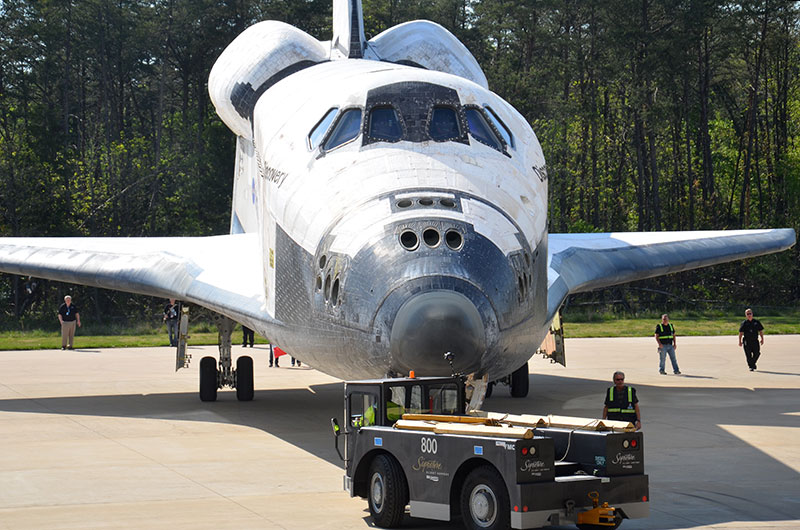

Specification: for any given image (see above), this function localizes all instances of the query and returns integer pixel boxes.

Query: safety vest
[387,401,404,421]
[657,323,674,339]
[606,386,637,416]
[364,404,376,425]
[356,402,403,427]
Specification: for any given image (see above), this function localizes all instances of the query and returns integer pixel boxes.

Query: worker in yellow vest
[603,371,641,430]
[358,388,405,427]
[385,387,405,421]
[655,313,681,375]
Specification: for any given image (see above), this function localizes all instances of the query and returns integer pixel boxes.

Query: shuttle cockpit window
[323,108,362,151]
[308,107,338,150]
[368,106,403,142]
[429,106,461,141]
[465,107,503,152]
[485,106,514,150]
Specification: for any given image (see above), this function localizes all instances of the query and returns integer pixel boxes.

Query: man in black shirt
[603,371,641,430]
[57,295,81,350]
[738,308,764,371]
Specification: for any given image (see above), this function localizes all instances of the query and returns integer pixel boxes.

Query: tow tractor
[331,371,649,530]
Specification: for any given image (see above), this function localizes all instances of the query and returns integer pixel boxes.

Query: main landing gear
[485,361,530,398]
[199,314,254,402]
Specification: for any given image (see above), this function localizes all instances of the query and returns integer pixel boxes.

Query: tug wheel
[367,454,408,528]
[460,465,509,530]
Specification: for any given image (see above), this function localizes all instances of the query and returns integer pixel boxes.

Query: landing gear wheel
[485,381,494,398]
[460,465,509,530]
[367,454,408,528]
[199,356,218,402]
[236,355,254,401]
[510,361,529,398]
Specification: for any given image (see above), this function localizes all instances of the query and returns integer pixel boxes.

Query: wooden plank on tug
[401,413,496,424]
[431,423,533,439]
[394,419,533,439]
[394,419,438,431]
[479,412,634,432]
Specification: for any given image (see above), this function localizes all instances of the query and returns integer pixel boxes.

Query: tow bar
[576,491,622,529]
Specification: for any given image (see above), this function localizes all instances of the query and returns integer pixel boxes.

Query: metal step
[555,474,608,483]
[554,461,581,476]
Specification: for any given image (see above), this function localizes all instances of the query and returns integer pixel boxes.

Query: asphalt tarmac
[0,335,798,529]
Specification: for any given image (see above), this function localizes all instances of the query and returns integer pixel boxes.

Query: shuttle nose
[390,291,485,376]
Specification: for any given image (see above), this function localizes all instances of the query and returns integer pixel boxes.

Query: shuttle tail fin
[331,0,366,59]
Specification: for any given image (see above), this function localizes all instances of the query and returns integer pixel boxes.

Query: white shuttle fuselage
[236,60,547,379]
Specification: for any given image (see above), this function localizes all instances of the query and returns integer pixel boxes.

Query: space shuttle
[0,0,794,401]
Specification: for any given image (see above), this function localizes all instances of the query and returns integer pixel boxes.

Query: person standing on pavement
[163,299,179,347]
[269,343,283,367]
[738,308,764,371]
[242,325,254,348]
[654,314,681,375]
[57,295,81,350]
[603,371,641,430]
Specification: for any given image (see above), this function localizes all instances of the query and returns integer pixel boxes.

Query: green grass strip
[563,315,800,338]
[0,315,796,350]
[0,331,269,351]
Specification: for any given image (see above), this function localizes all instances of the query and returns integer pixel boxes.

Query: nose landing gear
[484,361,530,398]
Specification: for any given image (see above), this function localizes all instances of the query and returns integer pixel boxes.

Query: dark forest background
[1,0,798,329]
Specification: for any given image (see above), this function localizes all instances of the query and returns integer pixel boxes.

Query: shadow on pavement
[755,370,800,377]
[1,372,798,529]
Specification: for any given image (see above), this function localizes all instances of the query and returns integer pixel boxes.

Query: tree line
[1,0,798,326]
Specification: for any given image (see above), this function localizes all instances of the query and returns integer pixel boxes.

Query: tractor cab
[344,376,465,429]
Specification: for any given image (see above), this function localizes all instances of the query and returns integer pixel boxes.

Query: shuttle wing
[546,229,796,322]
[0,234,274,327]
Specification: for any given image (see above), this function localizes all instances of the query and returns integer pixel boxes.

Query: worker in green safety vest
[385,387,405,422]
[356,388,405,427]
[603,371,641,430]
[655,313,681,375]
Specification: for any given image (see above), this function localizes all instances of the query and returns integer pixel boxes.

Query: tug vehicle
[331,375,648,529]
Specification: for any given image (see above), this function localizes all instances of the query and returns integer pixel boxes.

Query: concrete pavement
[0,335,798,529]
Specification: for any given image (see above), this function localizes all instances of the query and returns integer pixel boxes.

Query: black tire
[199,356,218,402]
[236,355,254,401]
[485,381,494,398]
[460,465,510,530]
[510,362,529,398]
[367,454,408,528]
